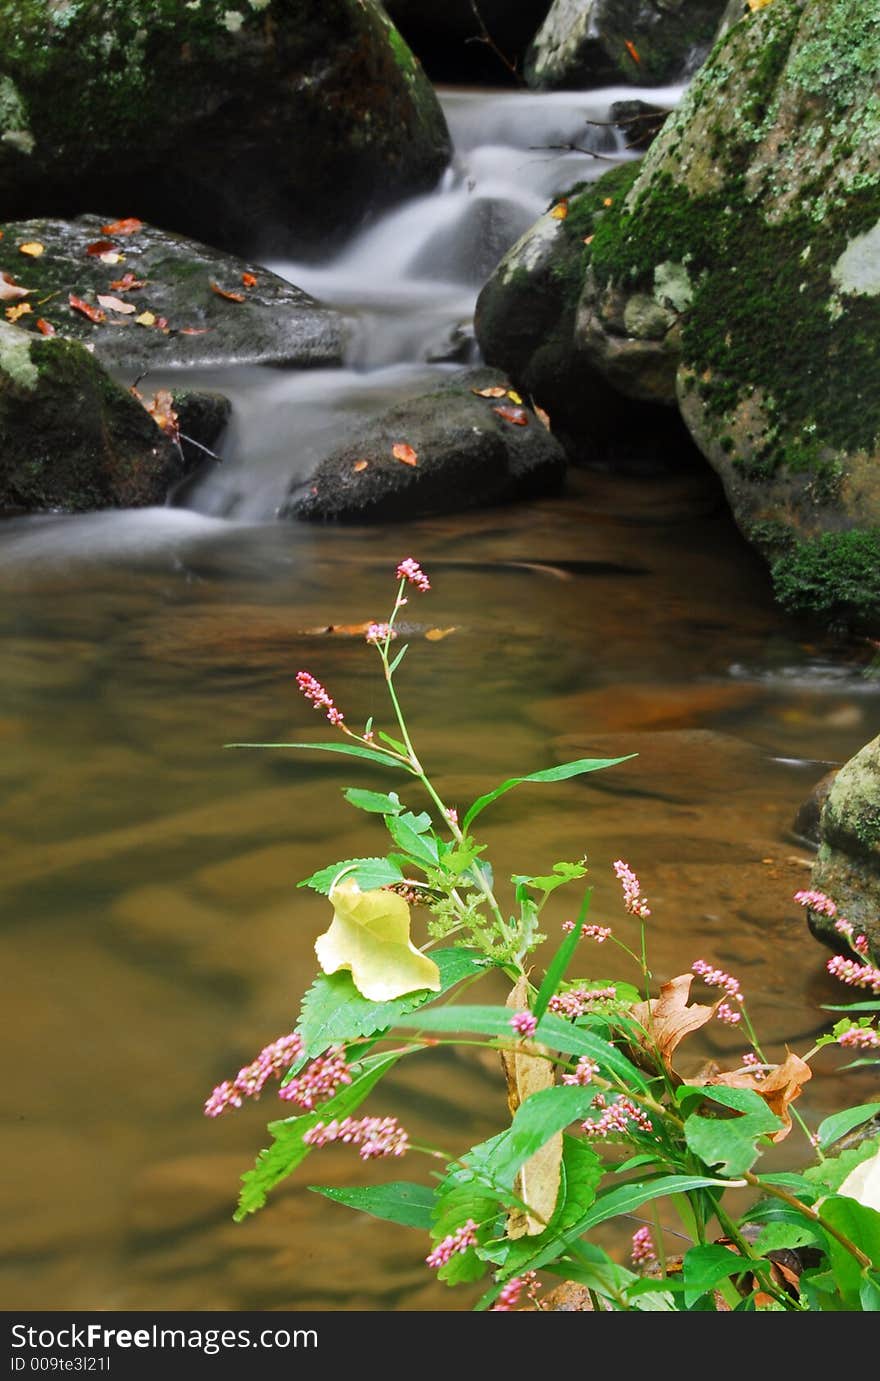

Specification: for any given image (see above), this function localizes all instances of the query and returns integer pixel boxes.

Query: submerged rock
[282,367,566,522]
[809,735,880,956]
[0,217,346,374]
[0,0,451,257]
[524,0,728,90]
[0,321,192,512]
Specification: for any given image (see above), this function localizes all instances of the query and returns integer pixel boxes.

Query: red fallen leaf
[241,272,257,288]
[492,404,528,426]
[100,217,144,236]
[35,318,56,336]
[0,272,31,301]
[624,39,641,64]
[86,239,117,257]
[471,385,507,398]
[97,294,136,315]
[210,280,246,303]
[353,459,369,472]
[178,326,210,335]
[109,272,147,291]
[68,293,106,323]
[392,442,418,466]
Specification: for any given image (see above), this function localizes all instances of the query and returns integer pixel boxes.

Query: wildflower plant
[208,561,880,1312]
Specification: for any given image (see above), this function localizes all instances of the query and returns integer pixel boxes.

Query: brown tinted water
[2,463,878,1311]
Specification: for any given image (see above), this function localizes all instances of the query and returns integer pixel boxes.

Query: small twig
[527,141,618,162]
[179,431,223,463]
[465,0,524,85]
[584,111,671,129]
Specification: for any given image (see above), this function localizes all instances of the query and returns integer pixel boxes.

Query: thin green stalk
[743,1172,872,1269]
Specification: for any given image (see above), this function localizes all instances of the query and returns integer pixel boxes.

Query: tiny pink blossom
[445,807,459,827]
[204,1031,303,1117]
[278,1046,352,1110]
[562,920,611,942]
[549,986,617,1019]
[794,889,837,917]
[396,558,430,592]
[692,959,743,1003]
[827,955,880,994]
[741,1052,765,1080]
[583,1095,653,1140]
[631,1226,657,1266]
[613,860,650,918]
[303,1115,409,1159]
[562,1056,599,1086]
[426,1219,478,1269]
[855,935,870,956]
[716,1002,742,1026]
[296,670,344,727]
[837,1025,880,1049]
[510,1011,538,1039]
[365,622,396,645]
[491,1271,540,1311]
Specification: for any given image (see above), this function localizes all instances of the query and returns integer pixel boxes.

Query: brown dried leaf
[140,388,180,447]
[109,273,147,291]
[631,974,717,1073]
[68,293,106,323]
[492,404,528,427]
[97,294,136,315]
[500,978,562,1238]
[471,385,507,398]
[392,442,418,467]
[86,239,117,257]
[534,405,552,430]
[210,280,246,303]
[704,1051,812,1141]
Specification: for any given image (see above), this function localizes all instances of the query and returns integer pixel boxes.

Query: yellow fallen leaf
[550,201,568,220]
[747,0,774,9]
[317,878,441,1001]
[134,311,157,327]
[507,389,523,404]
[5,302,32,322]
[424,627,457,641]
[18,241,44,257]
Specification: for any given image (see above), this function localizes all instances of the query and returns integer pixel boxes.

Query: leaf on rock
[210,280,247,303]
[471,386,507,398]
[35,317,56,335]
[501,977,563,1238]
[534,405,551,430]
[97,294,136,315]
[68,294,106,323]
[550,201,568,220]
[141,388,180,446]
[624,40,641,64]
[353,459,369,473]
[0,273,31,301]
[179,326,209,335]
[492,405,528,426]
[392,442,418,467]
[18,241,44,257]
[704,1051,812,1141]
[101,217,144,235]
[85,239,117,257]
[134,311,157,327]
[316,877,441,1002]
[5,302,31,322]
[109,272,147,291]
[241,271,257,288]
[507,389,523,404]
[631,974,717,1074]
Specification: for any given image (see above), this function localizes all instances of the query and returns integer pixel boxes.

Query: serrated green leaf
[431,1170,504,1286]
[461,755,634,832]
[682,1244,751,1309]
[295,947,487,1058]
[753,1220,826,1255]
[226,739,410,770]
[298,856,404,894]
[510,861,588,895]
[342,788,403,815]
[479,1136,603,1273]
[385,813,439,868]
[817,1102,880,1152]
[805,1139,880,1195]
[234,1054,397,1220]
[309,1180,434,1229]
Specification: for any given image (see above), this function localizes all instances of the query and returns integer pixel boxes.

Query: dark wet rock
[424,321,479,366]
[792,768,839,849]
[385,0,553,83]
[0,217,346,374]
[282,367,566,523]
[0,1,451,259]
[0,321,192,513]
[524,0,728,90]
[410,196,536,288]
[809,735,880,955]
[610,100,671,152]
[171,391,232,480]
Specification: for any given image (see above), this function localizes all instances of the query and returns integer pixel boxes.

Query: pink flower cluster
[562,1056,599,1087]
[303,1115,409,1160]
[491,1271,540,1311]
[204,1031,303,1117]
[296,671,344,727]
[278,1046,352,1110]
[741,1052,765,1080]
[716,1002,742,1026]
[365,622,396,645]
[396,558,430,592]
[510,1011,538,1039]
[794,889,837,917]
[562,920,612,943]
[692,959,743,1004]
[582,1094,653,1140]
[426,1219,477,1269]
[827,955,880,994]
[837,1025,880,1050]
[834,918,870,955]
[631,1226,657,1266]
[548,986,617,1019]
[613,860,650,918]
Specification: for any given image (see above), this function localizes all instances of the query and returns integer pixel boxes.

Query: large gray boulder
[808,735,880,958]
[524,0,729,89]
[0,217,346,373]
[0,1,451,257]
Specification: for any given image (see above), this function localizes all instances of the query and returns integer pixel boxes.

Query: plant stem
[743,1173,872,1268]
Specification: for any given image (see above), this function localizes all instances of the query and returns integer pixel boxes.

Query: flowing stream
[2,83,879,1312]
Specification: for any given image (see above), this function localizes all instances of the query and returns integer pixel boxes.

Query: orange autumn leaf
[0,273,31,301]
[68,293,106,323]
[624,39,641,64]
[392,442,418,467]
[704,1051,812,1141]
[109,272,147,291]
[210,280,246,303]
[471,385,507,398]
[178,326,210,335]
[602,197,614,208]
[85,239,117,257]
[631,974,717,1073]
[18,241,44,257]
[133,387,180,447]
[534,405,551,430]
[97,294,136,315]
[5,302,31,322]
[353,459,369,473]
[241,272,258,288]
[100,217,144,236]
[493,404,528,427]
[35,317,56,336]
[550,201,569,220]
[424,627,457,641]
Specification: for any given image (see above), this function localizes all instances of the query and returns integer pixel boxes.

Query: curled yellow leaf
[317,877,441,1001]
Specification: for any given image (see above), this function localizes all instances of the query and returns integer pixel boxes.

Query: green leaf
[390,1004,649,1090]
[342,788,403,815]
[821,1000,880,1012]
[479,1136,603,1274]
[684,1099,784,1177]
[510,861,588,896]
[235,1054,397,1220]
[378,730,408,755]
[385,813,439,868]
[753,1220,826,1255]
[297,856,404,894]
[682,1244,751,1309]
[533,888,592,1022]
[295,947,487,1058]
[388,644,408,675]
[481,1086,605,1191]
[226,739,410,770]
[817,1102,880,1152]
[461,755,635,832]
[309,1180,434,1230]
[819,1195,880,1306]
[860,1272,880,1311]
[805,1139,880,1195]
[431,1170,504,1286]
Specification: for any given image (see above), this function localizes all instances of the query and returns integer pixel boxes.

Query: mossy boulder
[0,321,193,512]
[282,367,566,522]
[524,0,728,90]
[385,0,553,82]
[0,1,451,258]
[0,216,346,373]
[808,734,880,956]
